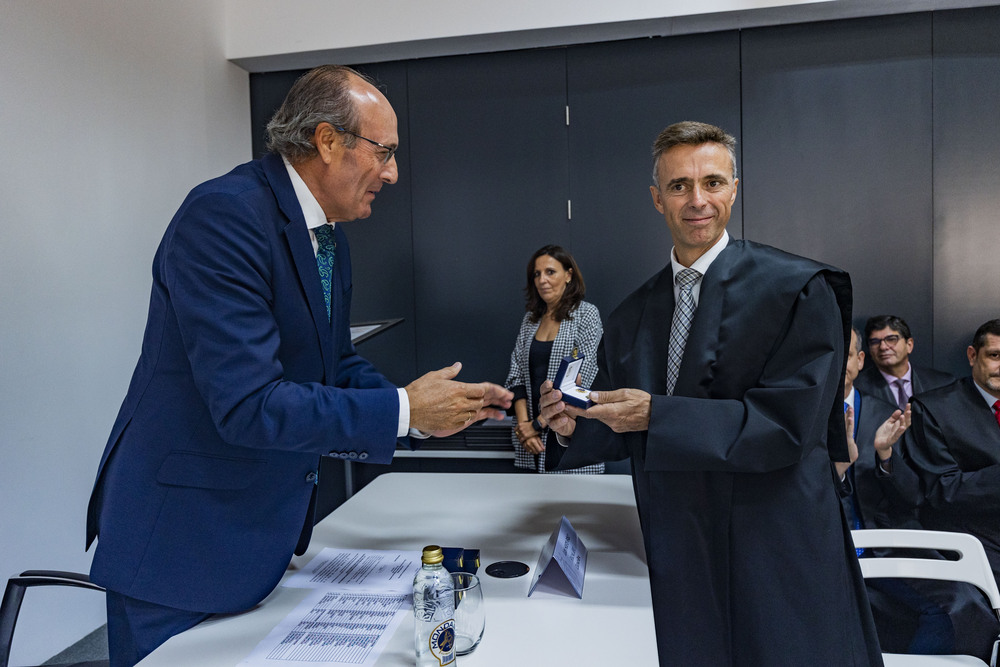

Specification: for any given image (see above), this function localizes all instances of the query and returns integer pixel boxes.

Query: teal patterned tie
[314,224,336,320]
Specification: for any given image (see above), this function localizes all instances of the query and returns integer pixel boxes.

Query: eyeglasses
[335,126,397,165]
[868,334,903,347]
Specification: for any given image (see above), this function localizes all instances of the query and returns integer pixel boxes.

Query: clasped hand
[539,379,652,437]
[515,419,544,455]
[405,362,513,437]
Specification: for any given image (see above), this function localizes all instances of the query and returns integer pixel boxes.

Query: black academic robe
[906,376,1000,578]
[854,362,954,411]
[549,239,882,666]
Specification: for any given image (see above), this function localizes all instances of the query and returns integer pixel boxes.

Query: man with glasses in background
[86,65,512,666]
[855,314,953,412]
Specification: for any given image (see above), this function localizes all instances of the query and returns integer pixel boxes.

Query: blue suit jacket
[87,153,401,613]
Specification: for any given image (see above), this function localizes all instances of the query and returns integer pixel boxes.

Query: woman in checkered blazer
[504,245,604,473]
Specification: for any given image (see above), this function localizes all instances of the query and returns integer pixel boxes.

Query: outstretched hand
[584,388,652,433]
[541,381,653,438]
[405,362,513,437]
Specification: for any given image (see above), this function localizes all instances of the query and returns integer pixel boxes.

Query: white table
[138,472,657,665]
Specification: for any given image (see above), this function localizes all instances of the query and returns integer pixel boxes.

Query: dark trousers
[105,590,211,667]
[867,577,1000,661]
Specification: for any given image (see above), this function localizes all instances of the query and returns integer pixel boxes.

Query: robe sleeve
[905,400,1000,514]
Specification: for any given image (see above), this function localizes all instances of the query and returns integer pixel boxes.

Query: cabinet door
[932,6,1000,374]
[407,49,569,384]
[566,33,742,313]
[741,14,935,365]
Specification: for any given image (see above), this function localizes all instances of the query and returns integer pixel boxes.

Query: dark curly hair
[524,245,586,324]
[972,319,1000,351]
[863,315,912,344]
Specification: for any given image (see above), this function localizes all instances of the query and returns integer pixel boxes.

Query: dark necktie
[314,224,336,321]
[666,268,701,395]
[993,400,1000,431]
[892,378,908,411]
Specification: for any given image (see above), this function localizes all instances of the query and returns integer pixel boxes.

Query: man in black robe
[541,121,882,665]
[906,319,1000,580]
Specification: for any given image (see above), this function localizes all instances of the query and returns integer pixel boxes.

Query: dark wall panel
[932,7,1000,376]
[741,15,936,366]
[338,62,417,386]
[566,33,742,315]
[406,50,570,385]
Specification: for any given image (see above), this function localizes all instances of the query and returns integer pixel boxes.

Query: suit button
[338,452,349,460]
[348,451,359,459]
[305,471,318,483]
[358,452,368,460]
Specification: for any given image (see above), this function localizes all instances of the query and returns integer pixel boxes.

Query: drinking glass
[452,572,485,655]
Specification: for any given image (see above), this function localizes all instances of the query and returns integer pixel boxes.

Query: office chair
[851,529,1000,667]
[0,570,107,667]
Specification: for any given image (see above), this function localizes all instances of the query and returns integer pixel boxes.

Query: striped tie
[666,268,701,395]
[314,224,336,321]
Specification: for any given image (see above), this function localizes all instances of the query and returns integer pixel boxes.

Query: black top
[528,338,554,420]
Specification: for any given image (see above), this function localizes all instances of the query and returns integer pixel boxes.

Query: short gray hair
[265,65,374,162]
[651,121,738,185]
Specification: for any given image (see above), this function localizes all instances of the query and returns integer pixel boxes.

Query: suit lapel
[261,154,336,374]
[960,378,1000,457]
[329,224,352,377]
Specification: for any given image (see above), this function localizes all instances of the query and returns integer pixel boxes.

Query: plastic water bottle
[413,545,457,666]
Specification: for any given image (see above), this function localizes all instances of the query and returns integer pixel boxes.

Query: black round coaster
[485,560,530,578]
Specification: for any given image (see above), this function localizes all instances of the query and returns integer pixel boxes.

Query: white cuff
[396,387,409,438]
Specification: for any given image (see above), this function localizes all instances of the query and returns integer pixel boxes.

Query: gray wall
[1,1,249,662]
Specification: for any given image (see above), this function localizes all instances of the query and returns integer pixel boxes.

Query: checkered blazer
[504,300,604,473]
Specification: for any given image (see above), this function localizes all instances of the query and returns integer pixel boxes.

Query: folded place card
[527,516,588,599]
[553,355,592,409]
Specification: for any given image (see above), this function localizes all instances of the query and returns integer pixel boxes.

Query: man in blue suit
[86,65,512,666]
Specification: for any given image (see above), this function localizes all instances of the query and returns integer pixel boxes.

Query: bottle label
[428,619,456,665]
